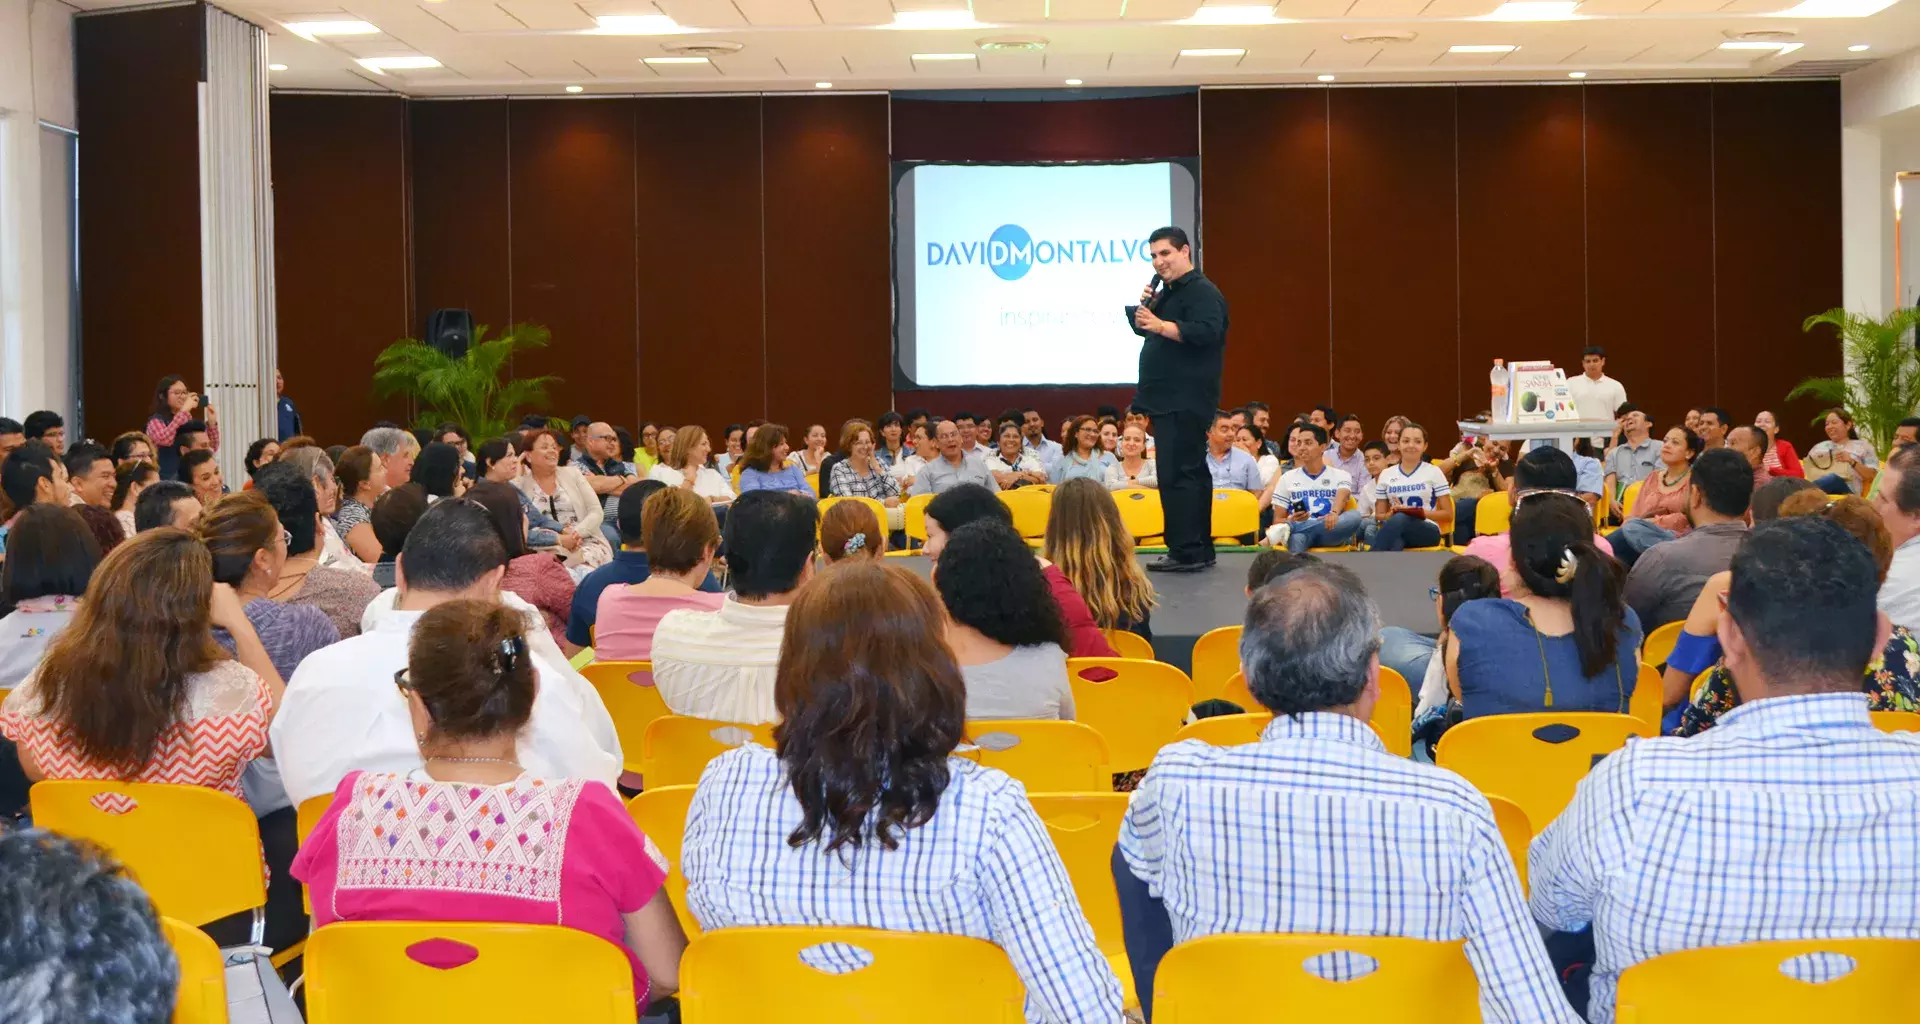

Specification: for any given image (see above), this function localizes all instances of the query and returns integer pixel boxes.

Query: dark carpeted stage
[901,550,1451,676]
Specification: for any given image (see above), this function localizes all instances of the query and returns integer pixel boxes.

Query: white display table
[1456,419,1616,450]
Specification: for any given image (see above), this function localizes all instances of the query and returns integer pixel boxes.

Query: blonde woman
[1041,478,1157,639]
[647,426,735,506]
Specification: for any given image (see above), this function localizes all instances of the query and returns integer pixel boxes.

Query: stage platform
[901,550,1451,675]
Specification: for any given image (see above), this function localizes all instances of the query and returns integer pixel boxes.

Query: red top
[1042,563,1118,658]
[1766,439,1805,479]
[503,553,576,648]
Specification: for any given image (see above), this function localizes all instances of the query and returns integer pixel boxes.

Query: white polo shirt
[651,595,791,725]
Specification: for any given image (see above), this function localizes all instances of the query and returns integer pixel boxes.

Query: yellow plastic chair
[1169,712,1273,747]
[1630,662,1664,733]
[626,785,700,937]
[1066,658,1196,773]
[1221,670,1255,710]
[164,915,228,1024]
[1474,491,1512,536]
[902,492,935,544]
[305,922,635,1024]
[680,927,1027,1023]
[1112,488,1165,544]
[1614,938,1920,1023]
[1153,933,1479,1023]
[961,720,1112,793]
[1028,793,1138,1009]
[30,781,267,942]
[1104,628,1155,660]
[1372,667,1413,757]
[1484,795,1533,896]
[639,715,776,789]
[296,792,335,916]
[1642,620,1685,670]
[1189,625,1243,702]
[998,487,1053,541]
[1619,480,1643,521]
[581,660,672,775]
[804,471,819,495]
[1435,712,1653,834]
[1209,489,1260,542]
[1872,710,1920,733]
[817,495,887,535]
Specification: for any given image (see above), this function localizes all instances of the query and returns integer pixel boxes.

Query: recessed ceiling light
[1719,41,1804,53]
[596,14,680,34]
[1850,43,1872,51]
[268,63,288,71]
[1064,78,1083,85]
[643,56,710,64]
[815,81,833,88]
[892,10,979,28]
[1775,0,1897,15]
[1179,47,1247,57]
[1317,74,1335,82]
[911,52,977,60]
[284,20,378,40]
[565,85,584,93]
[1482,1,1578,19]
[1568,70,1587,78]
[356,55,441,71]
[1183,5,1282,25]
[1449,44,1518,53]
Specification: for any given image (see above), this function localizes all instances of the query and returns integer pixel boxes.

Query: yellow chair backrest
[998,488,1053,540]
[680,927,1027,1023]
[1614,937,1920,1023]
[1221,670,1255,710]
[804,472,819,495]
[1372,667,1413,757]
[961,720,1112,793]
[626,785,700,937]
[1153,933,1479,1023]
[30,781,264,929]
[1593,483,1611,528]
[1629,662,1663,733]
[816,495,887,535]
[1066,658,1196,773]
[1474,491,1512,536]
[296,792,335,916]
[1484,795,1533,896]
[1209,489,1260,541]
[902,492,934,543]
[305,922,634,1024]
[1169,712,1272,747]
[1619,479,1643,520]
[1435,712,1653,833]
[581,660,671,775]
[1642,620,1685,669]
[1104,628,1155,660]
[164,916,227,1024]
[1027,793,1136,1007]
[1872,710,1920,733]
[1112,488,1165,542]
[639,715,777,789]
[1189,626,1242,702]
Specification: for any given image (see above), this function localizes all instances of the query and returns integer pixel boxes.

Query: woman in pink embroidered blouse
[594,487,725,661]
[292,599,684,1010]
[467,480,577,648]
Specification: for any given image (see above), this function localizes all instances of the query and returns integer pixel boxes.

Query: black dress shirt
[1129,269,1229,416]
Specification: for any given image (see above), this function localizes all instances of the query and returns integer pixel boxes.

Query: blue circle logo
[987,224,1033,281]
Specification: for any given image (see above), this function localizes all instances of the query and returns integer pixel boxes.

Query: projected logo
[925,223,1153,282]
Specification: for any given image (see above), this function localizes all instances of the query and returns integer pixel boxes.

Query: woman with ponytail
[1446,490,1643,720]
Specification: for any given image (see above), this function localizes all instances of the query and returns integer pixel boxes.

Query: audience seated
[0,505,99,690]
[1203,410,1263,498]
[1267,423,1361,552]
[1377,553,1500,715]
[1044,478,1156,639]
[646,425,736,509]
[1105,424,1157,490]
[1624,448,1752,632]
[1601,405,1660,501]
[179,449,224,509]
[412,440,467,499]
[1,442,69,547]
[1050,415,1117,486]
[1728,424,1772,494]
[1115,561,1575,1021]
[359,426,420,491]
[0,828,178,1024]
[146,375,219,482]
[109,430,155,470]
[0,418,21,460]
[573,421,639,550]
[887,421,932,490]
[569,481,720,656]
[683,559,1122,1021]
[72,505,125,556]
[935,520,1074,720]
[925,484,1116,658]
[1608,425,1704,567]
[1805,407,1878,496]
[820,497,886,563]
[254,464,381,639]
[736,423,812,496]
[518,428,615,569]
[1532,516,1920,1024]
[243,437,280,487]
[1753,409,1803,479]
[652,490,815,724]
[987,420,1048,490]
[131,479,198,534]
[910,419,1000,495]
[1462,448,1612,589]
[331,444,387,563]
[21,411,66,456]
[1370,422,1454,551]
[292,598,685,1008]
[1235,423,1280,487]
[197,491,341,680]
[275,445,358,569]
[1449,491,1641,720]
[61,444,113,511]
[827,421,904,516]
[787,423,830,476]
[273,499,620,806]
[475,435,578,553]
[368,483,429,588]
[1873,442,1920,629]
[467,480,576,649]
[110,461,156,538]
[1327,414,1368,486]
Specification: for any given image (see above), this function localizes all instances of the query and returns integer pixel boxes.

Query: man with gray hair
[1114,562,1577,1021]
[360,426,419,490]
[278,444,362,569]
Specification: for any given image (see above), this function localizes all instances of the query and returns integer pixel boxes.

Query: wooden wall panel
[1199,88,1331,424]
[507,98,639,428]
[1328,87,1459,440]
[270,94,411,441]
[892,94,1199,162]
[412,100,511,337]
[634,96,765,429]
[75,6,203,439]
[762,94,893,432]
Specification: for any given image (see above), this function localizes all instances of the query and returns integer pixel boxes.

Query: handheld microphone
[1145,272,1163,308]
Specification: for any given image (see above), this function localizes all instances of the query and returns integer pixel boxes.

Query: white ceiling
[72,0,1920,93]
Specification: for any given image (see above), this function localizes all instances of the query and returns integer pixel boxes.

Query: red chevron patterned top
[0,660,271,798]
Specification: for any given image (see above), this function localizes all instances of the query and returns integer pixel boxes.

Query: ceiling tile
[979,49,1047,72]
[1051,0,1125,15]
[1644,0,1734,11]
[1557,42,1649,61]
[1302,43,1366,66]
[1122,0,1204,19]
[815,0,895,22]
[1418,0,1502,13]
[1365,43,1442,66]
[1236,47,1312,69]
[775,52,848,74]
[654,0,752,26]
[420,1,525,32]
[710,52,787,75]
[1565,0,1656,11]
[1347,0,1428,14]
[735,0,824,24]
[1045,51,1114,72]
[1433,46,1514,64]
[910,53,982,73]
[1107,50,1175,71]
[1274,0,1354,16]
[1629,41,1716,60]
[1171,50,1246,69]
[973,0,1051,20]
[495,1,598,29]
[644,56,725,74]
[1718,0,1787,9]
[499,55,593,76]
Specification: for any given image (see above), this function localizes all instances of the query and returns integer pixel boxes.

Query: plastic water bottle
[1489,359,1510,423]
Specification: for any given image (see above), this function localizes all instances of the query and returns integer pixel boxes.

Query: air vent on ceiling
[1724,28,1797,41]
[1344,30,1416,44]
[660,40,744,57]
[976,35,1048,51]
[1769,58,1876,78]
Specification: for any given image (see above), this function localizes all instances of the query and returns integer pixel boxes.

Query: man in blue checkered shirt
[1531,516,1920,1024]
[1115,562,1578,1022]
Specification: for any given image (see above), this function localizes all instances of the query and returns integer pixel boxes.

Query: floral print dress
[1678,626,1920,736]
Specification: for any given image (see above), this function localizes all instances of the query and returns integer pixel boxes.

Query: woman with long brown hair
[681,560,1121,1021]
[331,444,388,563]
[1043,477,1156,639]
[736,424,812,496]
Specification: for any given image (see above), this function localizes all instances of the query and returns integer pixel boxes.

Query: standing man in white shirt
[1272,423,1360,553]
[1566,346,1627,439]
[272,500,623,806]
[1871,444,1920,629]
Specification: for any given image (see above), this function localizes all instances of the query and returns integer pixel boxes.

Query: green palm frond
[1794,308,1920,461]
[371,323,561,440]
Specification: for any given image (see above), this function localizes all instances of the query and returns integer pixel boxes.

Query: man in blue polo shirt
[566,479,721,653]
[1204,410,1262,492]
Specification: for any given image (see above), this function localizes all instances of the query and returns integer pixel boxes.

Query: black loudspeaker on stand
[426,309,474,359]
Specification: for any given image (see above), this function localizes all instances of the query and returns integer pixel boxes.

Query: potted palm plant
[372,323,561,439]
[1790,307,1920,459]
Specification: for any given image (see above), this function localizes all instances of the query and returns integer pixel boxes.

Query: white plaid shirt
[1119,713,1578,1024]
[682,744,1124,1024]
[1530,692,1920,1024]
[827,458,901,501]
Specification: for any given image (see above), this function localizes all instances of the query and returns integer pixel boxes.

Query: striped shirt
[1530,692,1920,1024]
[1119,713,1578,1024]
[683,743,1124,1024]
